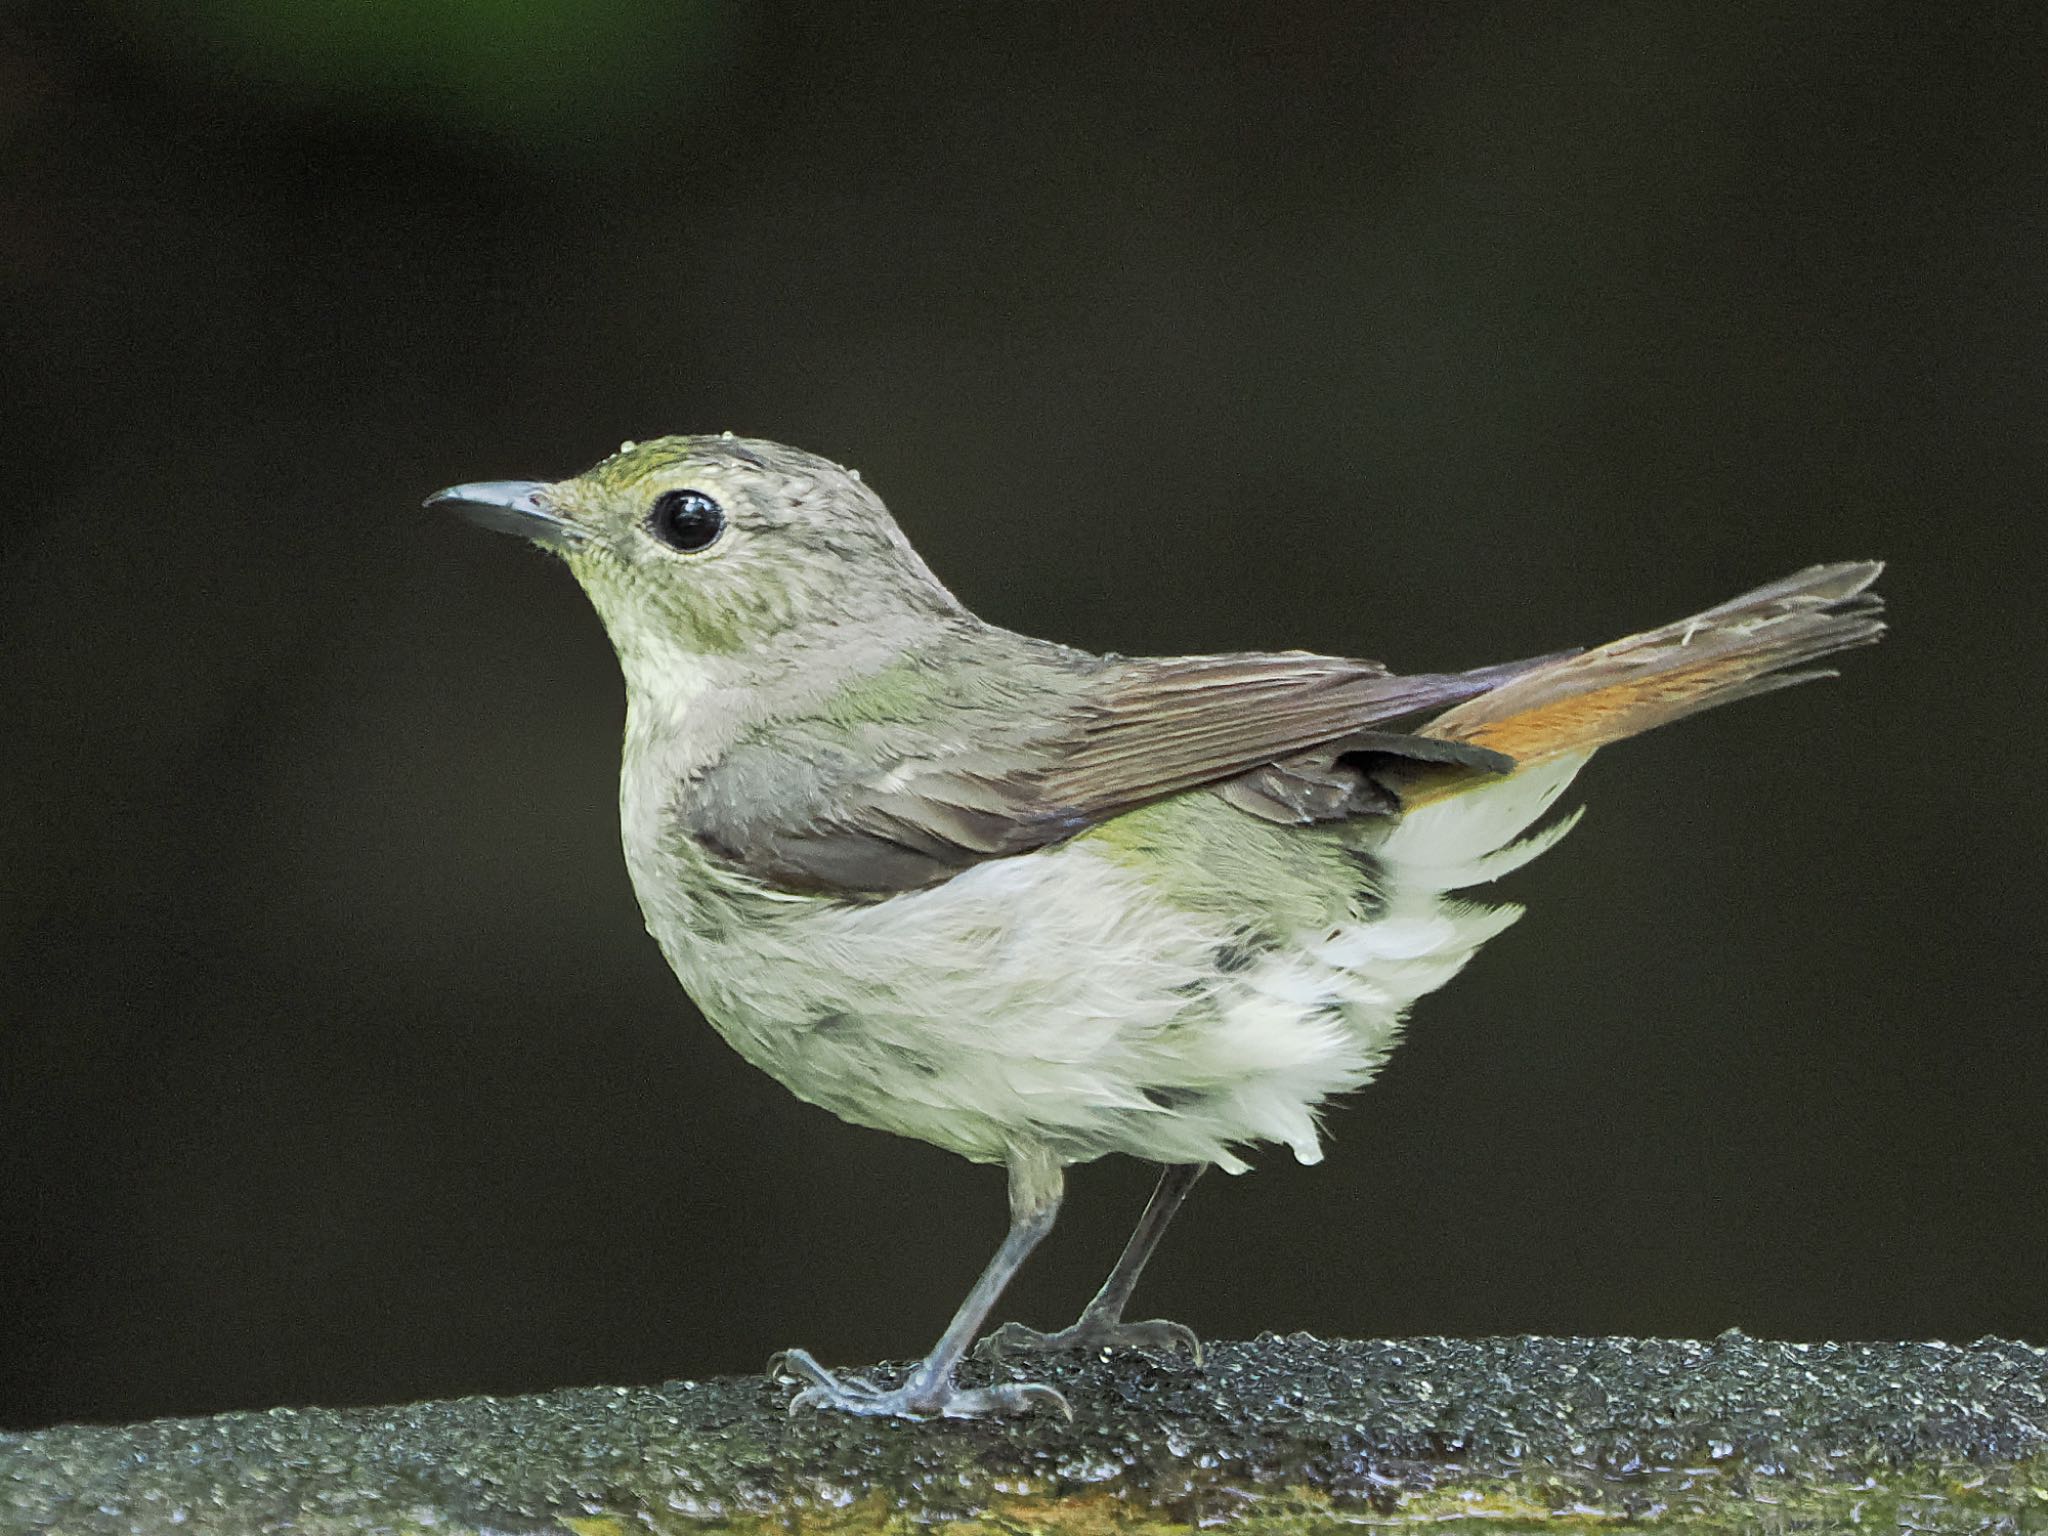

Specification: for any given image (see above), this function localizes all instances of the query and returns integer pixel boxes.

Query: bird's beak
[425,480,587,548]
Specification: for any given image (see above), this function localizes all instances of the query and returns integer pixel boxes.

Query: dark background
[3,2,2042,1432]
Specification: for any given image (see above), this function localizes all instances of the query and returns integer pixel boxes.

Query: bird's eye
[649,488,725,552]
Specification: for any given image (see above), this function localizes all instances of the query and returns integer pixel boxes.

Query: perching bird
[429,436,1883,1420]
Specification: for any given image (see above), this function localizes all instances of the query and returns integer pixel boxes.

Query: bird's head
[429,435,963,694]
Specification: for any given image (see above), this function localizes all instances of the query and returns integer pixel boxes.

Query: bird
[428,434,1883,1420]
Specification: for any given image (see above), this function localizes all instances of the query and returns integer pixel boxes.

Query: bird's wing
[683,648,1565,896]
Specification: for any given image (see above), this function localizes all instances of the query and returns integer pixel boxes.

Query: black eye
[650,488,725,552]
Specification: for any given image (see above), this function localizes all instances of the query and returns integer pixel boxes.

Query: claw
[987,1381,1074,1421]
[1132,1319,1204,1366]
[766,1347,831,1386]
[788,1384,846,1417]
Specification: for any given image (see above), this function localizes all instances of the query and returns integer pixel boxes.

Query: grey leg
[979,1161,1206,1364]
[771,1145,1072,1419]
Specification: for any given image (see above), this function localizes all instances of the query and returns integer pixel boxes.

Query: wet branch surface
[5,1333,2046,1533]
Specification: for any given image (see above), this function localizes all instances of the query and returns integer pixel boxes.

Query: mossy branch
[5,1334,2045,1534]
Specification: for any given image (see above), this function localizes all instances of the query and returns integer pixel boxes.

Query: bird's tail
[1396,561,1884,809]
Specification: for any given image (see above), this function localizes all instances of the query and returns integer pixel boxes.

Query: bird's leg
[978,1161,1205,1364]
[771,1146,1071,1419]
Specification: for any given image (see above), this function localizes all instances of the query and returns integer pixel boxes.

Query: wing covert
[683,648,1560,896]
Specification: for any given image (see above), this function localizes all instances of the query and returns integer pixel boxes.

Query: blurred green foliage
[138,0,728,147]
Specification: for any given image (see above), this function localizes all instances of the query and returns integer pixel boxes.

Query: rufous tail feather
[1397,562,1884,807]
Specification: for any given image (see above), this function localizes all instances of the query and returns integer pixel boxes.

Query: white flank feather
[621,717,1591,1176]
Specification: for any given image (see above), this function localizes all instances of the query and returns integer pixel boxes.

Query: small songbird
[429,436,1883,1420]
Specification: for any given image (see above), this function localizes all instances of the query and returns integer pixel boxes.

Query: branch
[5,1333,2044,1533]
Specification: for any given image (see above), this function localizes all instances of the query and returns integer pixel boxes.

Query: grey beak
[425,480,585,547]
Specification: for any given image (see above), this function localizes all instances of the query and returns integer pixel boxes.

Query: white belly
[622,753,1589,1173]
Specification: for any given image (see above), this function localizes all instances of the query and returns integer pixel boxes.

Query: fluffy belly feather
[624,753,1589,1173]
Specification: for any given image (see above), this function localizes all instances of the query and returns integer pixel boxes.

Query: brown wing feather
[687,565,1881,896]
[706,649,1561,895]
[1036,651,1553,814]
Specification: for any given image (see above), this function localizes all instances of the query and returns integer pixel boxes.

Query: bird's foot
[976,1314,1203,1365]
[768,1347,1071,1421]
